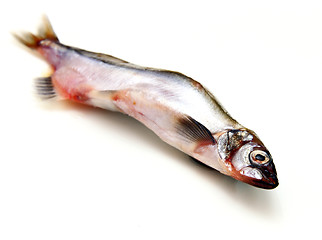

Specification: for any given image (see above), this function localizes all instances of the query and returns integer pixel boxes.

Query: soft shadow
[38,100,280,218]
[189,162,280,219]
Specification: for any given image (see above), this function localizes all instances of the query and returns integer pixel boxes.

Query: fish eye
[249,150,270,165]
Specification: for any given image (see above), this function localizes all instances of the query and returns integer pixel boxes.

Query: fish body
[15,17,278,189]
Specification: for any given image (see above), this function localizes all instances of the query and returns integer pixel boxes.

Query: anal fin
[35,76,57,99]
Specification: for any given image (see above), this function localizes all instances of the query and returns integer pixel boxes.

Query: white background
[1,1,321,239]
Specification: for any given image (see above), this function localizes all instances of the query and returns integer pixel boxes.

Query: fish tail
[13,15,59,49]
[14,16,60,100]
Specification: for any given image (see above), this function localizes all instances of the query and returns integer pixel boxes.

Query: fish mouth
[237,166,279,189]
[251,173,279,189]
[245,157,279,189]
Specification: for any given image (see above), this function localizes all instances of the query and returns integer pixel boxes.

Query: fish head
[217,129,278,189]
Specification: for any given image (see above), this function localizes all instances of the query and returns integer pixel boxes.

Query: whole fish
[14,17,278,189]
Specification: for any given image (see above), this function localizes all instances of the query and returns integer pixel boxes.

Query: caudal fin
[13,15,59,49]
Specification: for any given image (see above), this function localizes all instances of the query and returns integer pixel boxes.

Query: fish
[14,16,278,189]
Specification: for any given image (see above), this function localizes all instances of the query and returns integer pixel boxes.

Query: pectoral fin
[176,115,215,145]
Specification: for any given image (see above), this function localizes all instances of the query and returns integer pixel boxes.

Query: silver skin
[15,17,278,189]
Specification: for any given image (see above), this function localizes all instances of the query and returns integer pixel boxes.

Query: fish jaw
[233,163,279,189]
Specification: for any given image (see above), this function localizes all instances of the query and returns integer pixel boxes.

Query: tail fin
[13,15,59,49]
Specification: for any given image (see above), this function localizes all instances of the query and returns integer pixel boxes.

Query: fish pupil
[255,154,266,161]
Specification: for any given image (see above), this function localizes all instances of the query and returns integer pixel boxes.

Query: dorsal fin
[176,115,215,144]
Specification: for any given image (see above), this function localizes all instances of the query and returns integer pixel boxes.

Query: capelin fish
[14,17,278,189]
